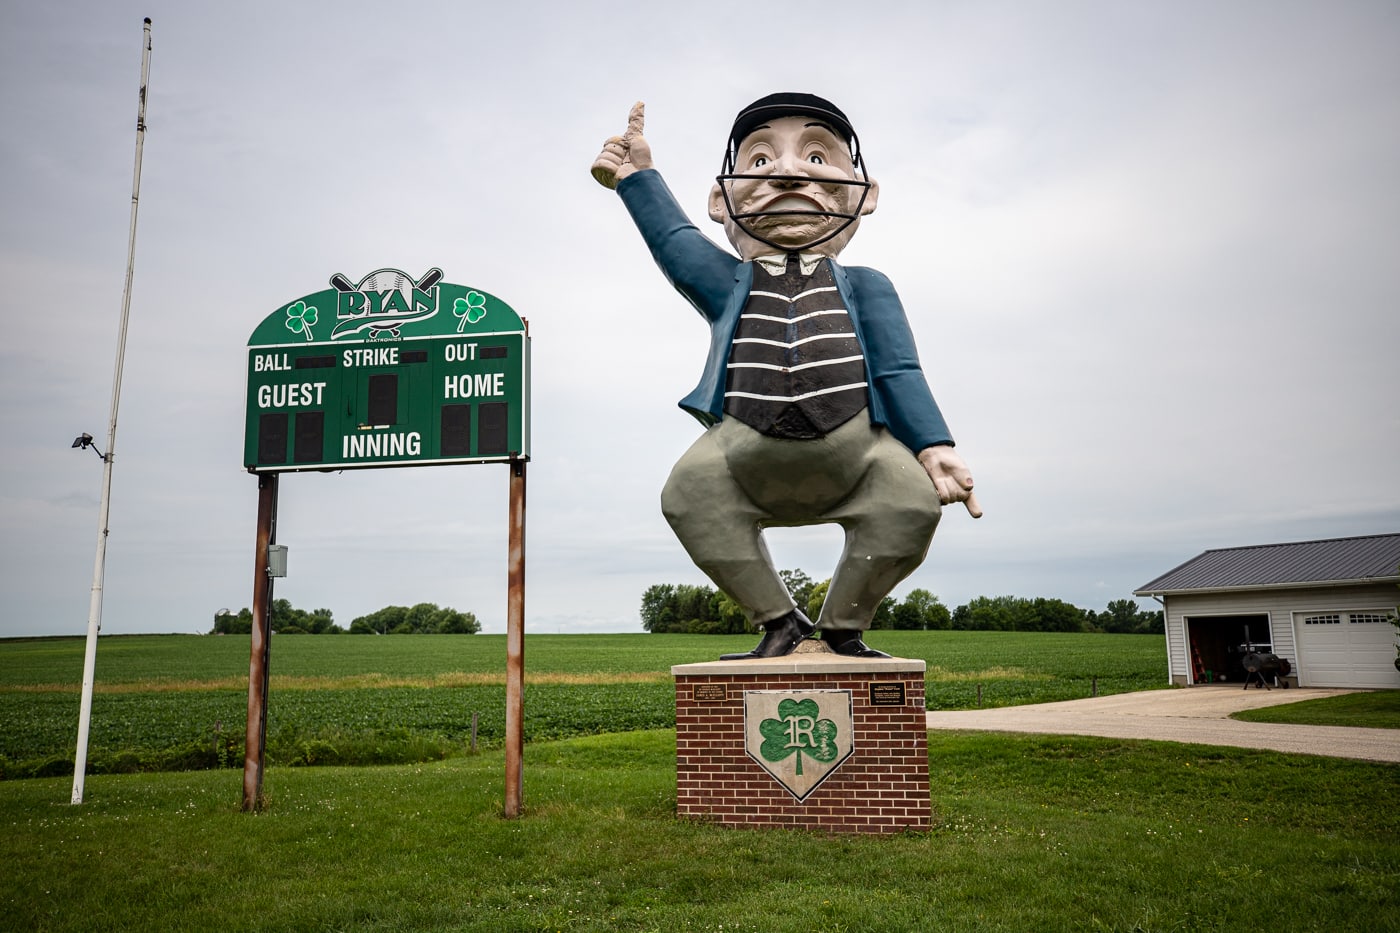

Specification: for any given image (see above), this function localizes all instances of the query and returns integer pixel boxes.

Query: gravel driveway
[925,686,1399,763]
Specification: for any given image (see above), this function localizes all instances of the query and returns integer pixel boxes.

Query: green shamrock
[285,301,317,341]
[453,291,487,332]
[759,698,839,776]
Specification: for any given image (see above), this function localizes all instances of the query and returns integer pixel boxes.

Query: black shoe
[822,630,891,659]
[720,609,816,660]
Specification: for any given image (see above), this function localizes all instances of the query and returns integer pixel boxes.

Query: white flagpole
[72,17,153,805]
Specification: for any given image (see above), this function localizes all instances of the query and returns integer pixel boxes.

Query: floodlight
[71,432,108,461]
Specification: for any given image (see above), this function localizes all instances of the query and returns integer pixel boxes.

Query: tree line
[639,569,1162,635]
[210,601,480,635]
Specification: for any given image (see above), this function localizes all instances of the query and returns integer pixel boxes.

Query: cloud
[2,0,1397,637]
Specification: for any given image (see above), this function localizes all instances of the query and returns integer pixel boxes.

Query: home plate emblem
[743,690,854,801]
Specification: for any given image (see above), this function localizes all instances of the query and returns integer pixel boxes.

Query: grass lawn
[0,731,1394,932]
[1233,689,1400,729]
[3,634,1394,930]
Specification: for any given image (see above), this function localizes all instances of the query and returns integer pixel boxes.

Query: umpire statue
[591,94,980,660]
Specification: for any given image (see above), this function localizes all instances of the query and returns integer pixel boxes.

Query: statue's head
[709,92,879,260]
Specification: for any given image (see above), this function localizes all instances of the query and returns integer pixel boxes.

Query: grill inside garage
[1186,615,1277,685]
[1295,610,1397,688]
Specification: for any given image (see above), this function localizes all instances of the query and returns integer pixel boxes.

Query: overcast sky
[3,1,1397,639]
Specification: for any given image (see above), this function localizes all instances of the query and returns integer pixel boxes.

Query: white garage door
[1295,610,1400,688]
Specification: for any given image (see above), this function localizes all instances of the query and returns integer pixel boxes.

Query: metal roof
[1134,533,1400,595]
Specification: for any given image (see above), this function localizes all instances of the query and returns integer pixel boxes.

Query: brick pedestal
[673,647,929,834]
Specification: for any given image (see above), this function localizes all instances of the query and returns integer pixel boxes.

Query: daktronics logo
[330,267,442,339]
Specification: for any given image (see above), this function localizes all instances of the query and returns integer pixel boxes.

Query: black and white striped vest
[723,255,869,439]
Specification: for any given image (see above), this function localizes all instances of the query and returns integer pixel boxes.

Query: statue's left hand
[918,446,982,518]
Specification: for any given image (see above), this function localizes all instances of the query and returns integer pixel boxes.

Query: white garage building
[1135,533,1400,689]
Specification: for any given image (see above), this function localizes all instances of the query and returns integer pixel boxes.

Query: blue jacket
[618,169,954,452]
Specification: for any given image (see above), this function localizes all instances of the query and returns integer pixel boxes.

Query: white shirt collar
[754,252,825,277]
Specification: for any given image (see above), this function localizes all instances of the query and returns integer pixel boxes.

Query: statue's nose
[769,151,810,181]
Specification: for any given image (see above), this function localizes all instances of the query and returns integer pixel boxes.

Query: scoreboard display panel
[244,268,530,472]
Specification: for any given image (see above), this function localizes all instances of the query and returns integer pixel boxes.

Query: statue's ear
[707,182,727,224]
[859,177,880,216]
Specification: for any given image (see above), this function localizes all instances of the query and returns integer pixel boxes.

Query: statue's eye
[753,156,769,168]
[808,154,825,165]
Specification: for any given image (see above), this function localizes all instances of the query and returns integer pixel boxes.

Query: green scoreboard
[244,267,530,472]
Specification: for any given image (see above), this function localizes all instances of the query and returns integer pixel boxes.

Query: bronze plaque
[869,682,906,706]
[693,683,728,702]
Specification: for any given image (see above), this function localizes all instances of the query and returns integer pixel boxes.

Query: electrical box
[267,545,288,578]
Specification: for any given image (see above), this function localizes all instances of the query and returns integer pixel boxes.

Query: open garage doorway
[1185,614,1272,684]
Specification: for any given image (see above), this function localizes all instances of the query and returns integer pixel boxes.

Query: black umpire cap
[724,93,862,174]
[728,92,857,151]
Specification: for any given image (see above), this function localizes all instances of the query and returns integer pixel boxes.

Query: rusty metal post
[242,472,278,812]
[503,457,527,817]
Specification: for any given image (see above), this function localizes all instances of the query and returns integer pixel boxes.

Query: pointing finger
[624,101,645,141]
[963,490,983,519]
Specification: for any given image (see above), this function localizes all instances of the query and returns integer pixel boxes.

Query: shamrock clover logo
[453,291,487,332]
[285,301,318,341]
[759,698,839,776]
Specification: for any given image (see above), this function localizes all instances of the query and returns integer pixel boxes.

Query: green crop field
[0,630,1168,687]
[0,631,1166,779]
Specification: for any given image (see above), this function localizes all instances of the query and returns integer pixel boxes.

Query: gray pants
[660,414,941,631]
